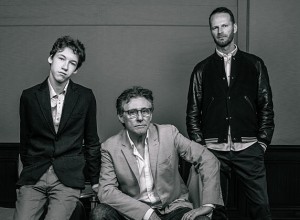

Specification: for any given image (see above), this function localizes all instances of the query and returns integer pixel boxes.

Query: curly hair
[116,86,154,115]
[49,35,86,70]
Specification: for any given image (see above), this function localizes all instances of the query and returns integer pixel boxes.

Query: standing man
[186,7,274,220]
[14,36,101,220]
[91,86,223,220]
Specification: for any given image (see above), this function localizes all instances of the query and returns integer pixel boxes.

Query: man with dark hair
[14,36,101,220]
[186,7,274,220]
[90,86,223,220]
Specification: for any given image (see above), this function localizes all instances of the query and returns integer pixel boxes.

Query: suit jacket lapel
[148,124,159,180]
[57,80,79,134]
[120,125,160,184]
[120,130,140,184]
[36,79,56,134]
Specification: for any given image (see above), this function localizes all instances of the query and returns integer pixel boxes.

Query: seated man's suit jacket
[18,79,100,189]
[98,123,223,220]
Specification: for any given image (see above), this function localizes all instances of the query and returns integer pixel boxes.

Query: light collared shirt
[126,131,161,220]
[207,45,257,152]
[126,131,214,219]
[48,79,69,133]
[216,45,238,86]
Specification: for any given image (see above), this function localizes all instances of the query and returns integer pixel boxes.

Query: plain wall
[249,0,300,144]
[0,0,299,145]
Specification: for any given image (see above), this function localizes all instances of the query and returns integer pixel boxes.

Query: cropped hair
[49,35,86,70]
[116,86,154,115]
[209,7,235,27]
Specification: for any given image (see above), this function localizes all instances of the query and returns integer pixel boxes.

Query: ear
[73,69,78,74]
[48,56,53,64]
[118,114,124,124]
[234,23,237,34]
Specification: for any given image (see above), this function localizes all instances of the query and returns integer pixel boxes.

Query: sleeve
[256,60,275,147]
[186,67,205,145]
[84,90,101,185]
[173,125,223,206]
[19,91,28,164]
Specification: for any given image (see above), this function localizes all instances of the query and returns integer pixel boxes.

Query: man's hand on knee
[181,206,213,220]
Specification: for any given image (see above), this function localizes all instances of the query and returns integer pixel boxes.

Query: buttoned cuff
[92,184,99,191]
[202,203,215,209]
[258,141,267,152]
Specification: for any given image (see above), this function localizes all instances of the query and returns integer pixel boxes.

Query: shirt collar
[216,44,238,58]
[126,130,149,148]
[48,78,69,98]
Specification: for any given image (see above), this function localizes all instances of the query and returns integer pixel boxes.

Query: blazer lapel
[36,79,56,134]
[120,131,140,184]
[148,124,159,180]
[57,80,79,134]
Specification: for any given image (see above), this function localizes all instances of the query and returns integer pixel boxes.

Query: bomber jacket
[186,49,274,148]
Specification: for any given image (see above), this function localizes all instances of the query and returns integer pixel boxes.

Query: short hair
[209,7,235,27]
[49,35,86,70]
[116,86,154,115]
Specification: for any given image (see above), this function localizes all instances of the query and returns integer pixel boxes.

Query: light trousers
[14,166,80,220]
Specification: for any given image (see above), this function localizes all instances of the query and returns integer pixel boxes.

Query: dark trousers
[210,142,272,220]
[90,203,210,220]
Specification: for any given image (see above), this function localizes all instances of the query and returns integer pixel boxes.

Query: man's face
[48,47,79,85]
[210,12,237,48]
[118,97,152,138]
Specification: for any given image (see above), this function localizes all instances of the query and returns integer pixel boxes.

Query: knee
[89,203,118,220]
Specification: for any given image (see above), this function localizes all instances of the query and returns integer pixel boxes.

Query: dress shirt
[126,131,161,220]
[48,79,69,133]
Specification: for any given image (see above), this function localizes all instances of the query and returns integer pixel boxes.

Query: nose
[136,111,143,121]
[62,61,68,70]
[218,27,223,34]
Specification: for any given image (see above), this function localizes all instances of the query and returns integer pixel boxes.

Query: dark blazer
[98,123,223,220]
[18,79,100,189]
